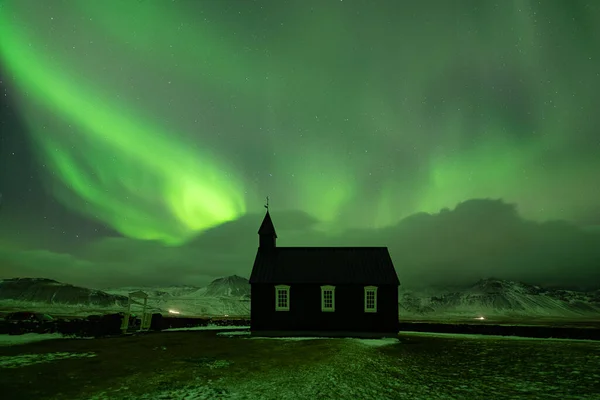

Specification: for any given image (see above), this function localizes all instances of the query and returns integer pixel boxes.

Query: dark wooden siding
[251,283,398,333]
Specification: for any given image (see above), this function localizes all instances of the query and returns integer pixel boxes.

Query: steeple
[258,197,277,248]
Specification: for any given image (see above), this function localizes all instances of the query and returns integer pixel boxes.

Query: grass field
[1,329,599,399]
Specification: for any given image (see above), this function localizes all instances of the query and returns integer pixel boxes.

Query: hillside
[0,278,128,308]
[2,276,599,321]
[103,275,250,316]
[204,275,250,298]
[399,278,600,320]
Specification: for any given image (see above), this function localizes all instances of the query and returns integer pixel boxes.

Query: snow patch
[401,331,599,343]
[249,336,330,341]
[217,331,251,337]
[353,338,399,347]
[163,325,249,332]
[0,351,96,368]
[249,337,399,346]
[89,385,230,400]
[204,359,231,369]
[0,333,92,347]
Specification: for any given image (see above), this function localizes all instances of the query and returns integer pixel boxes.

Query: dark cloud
[387,199,600,289]
[1,200,598,290]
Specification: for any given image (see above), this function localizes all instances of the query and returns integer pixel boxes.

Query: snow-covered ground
[401,331,599,343]
[85,338,418,400]
[84,334,600,400]
[0,351,97,369]
[163,325,250,332]
[246,336,400,347]
[0,332,89,346]
[217,331,250,337]
[1,330,598,399]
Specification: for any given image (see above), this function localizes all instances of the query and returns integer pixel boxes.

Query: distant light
[168,309,180,314]
[476,316,485,320]
[224,314,229,317]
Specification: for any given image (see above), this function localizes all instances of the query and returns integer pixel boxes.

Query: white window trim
[364,286,378,313]
[320,285,336,312]
[275,285,290,311]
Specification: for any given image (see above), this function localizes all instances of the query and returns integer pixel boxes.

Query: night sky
[1,0,599,289]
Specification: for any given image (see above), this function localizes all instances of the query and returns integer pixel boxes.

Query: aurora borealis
[1,0,599,288]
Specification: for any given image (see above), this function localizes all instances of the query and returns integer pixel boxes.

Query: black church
[249,210,400,338]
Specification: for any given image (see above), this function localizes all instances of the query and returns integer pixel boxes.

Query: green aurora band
[1,0,599,244]
[0,3,247,245]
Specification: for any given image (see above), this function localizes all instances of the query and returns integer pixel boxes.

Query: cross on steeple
[264,196,269,211]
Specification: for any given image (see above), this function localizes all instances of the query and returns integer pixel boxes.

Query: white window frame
[320,285,336,312]
[364,286,378,313]
[275,285,290,311]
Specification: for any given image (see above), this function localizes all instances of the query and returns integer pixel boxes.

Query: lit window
[364,286,378,313]
[321,285,335,312]
[275,285,290,311]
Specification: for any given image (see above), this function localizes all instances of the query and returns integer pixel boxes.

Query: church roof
[258,211,277,238]
[249,247,399,285]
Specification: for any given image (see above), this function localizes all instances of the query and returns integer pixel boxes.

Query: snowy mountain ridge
[103,285,205,299]
[0,278,128,308]
[1,276,599,320]
[204,275,250,298]
[0,276,251,317]
[399,278,600,319]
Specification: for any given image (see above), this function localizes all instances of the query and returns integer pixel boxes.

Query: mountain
[104,285,205,299]
[399,278,600,320]
[102,275,251,317]
[204,275,250,298]
[2,276,599,321]
[0,278,128,308]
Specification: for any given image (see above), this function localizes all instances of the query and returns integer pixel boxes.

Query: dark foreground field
[1,330,599,400]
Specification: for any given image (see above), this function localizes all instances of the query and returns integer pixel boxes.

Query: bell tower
[258,197,277,248]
